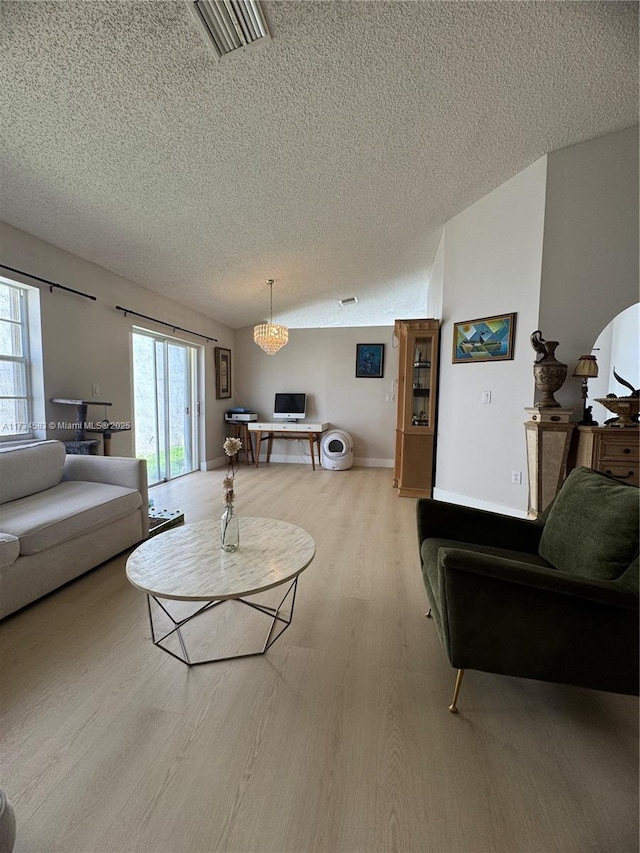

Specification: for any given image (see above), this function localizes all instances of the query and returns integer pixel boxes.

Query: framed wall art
[356,343,384,378]
[452,313,516,363]
[215,347,232,398]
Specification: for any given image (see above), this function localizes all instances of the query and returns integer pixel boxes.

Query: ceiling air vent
[188,0,270,58]
[339,297,358,306]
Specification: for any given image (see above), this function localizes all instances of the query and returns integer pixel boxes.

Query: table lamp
[573,355,599,425]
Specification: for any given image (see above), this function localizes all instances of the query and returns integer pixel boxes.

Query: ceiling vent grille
[339,297,358,306]
[188,0,270,58]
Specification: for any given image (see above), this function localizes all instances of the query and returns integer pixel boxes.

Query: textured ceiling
[1,1,637,329]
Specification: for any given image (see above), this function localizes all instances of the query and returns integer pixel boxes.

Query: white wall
[609,304,640,393]
[539,126,639,412]
[426,230,445,320]
[233,326,399,466]
[0,222,234,467]
[589,303,640,424]
[434,157,548,515]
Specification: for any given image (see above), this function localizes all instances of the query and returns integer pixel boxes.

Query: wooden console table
[248,422,329,470]
[575,425,639,486]
[225,421,255,465]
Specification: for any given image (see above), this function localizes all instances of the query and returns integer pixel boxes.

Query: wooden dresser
[575,426,639,486]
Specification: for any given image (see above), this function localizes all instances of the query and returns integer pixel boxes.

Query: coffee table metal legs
[145,577,298,666]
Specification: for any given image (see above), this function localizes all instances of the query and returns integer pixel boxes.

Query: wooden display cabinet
[393,319,440,498]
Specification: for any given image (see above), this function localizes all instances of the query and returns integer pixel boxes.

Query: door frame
[131,327,201,484]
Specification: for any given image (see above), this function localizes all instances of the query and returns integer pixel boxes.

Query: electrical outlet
[511,471,522,485]
[385,394,395,402]
[482,391,492,404]
[92,383,101,397]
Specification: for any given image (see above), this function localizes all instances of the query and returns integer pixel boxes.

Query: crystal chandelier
[253,279,289,355]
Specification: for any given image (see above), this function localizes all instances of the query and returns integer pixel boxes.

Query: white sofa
[0,440,148,620]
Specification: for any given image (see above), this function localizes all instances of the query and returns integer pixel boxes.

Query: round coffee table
[126,517,315,666]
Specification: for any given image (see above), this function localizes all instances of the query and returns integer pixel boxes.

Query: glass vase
[220,504,239,552]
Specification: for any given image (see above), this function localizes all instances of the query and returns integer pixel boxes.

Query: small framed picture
[215,347,232,399]
[356,343,385,378]
[452,313,516,363]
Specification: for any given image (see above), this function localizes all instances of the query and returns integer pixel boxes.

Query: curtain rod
[0,264,97,301]
[115,305,218,343]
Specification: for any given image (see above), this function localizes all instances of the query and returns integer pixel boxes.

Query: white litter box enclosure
[320,430,354,470]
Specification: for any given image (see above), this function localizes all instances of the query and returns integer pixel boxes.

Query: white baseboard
[210,453,395,469]
[265,454,394,468]
[432,488,527,518]
[353,457,394,468]
[263,453,316,465]
[202,455,226,471]
[255,453,393,468]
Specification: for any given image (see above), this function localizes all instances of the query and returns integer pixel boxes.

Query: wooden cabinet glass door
[406,332,436,429]
[394,319,440,498]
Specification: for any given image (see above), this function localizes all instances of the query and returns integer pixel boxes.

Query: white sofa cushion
[0,440,66,505]
[0,481,142,555]
[0,533,20,569]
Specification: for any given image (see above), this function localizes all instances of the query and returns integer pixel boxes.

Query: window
[0,281,33,440]
[132,329,200,484]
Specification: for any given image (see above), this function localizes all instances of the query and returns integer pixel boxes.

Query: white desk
[248,422,329,470]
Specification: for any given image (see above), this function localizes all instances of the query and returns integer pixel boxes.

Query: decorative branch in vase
[221,436,242,551]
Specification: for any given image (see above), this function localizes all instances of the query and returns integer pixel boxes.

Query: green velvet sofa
[417,466,639,712]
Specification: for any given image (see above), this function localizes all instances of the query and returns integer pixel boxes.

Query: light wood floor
[1,465,638,853]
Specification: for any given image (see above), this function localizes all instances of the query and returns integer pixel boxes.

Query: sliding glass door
[132,330,199,485]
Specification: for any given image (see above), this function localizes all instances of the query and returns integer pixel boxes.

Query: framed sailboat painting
[452,313,516,363]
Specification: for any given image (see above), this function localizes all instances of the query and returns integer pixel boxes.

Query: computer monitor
[273,393,306,421]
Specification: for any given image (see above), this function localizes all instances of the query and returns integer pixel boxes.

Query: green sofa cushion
[539,467,639,580]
